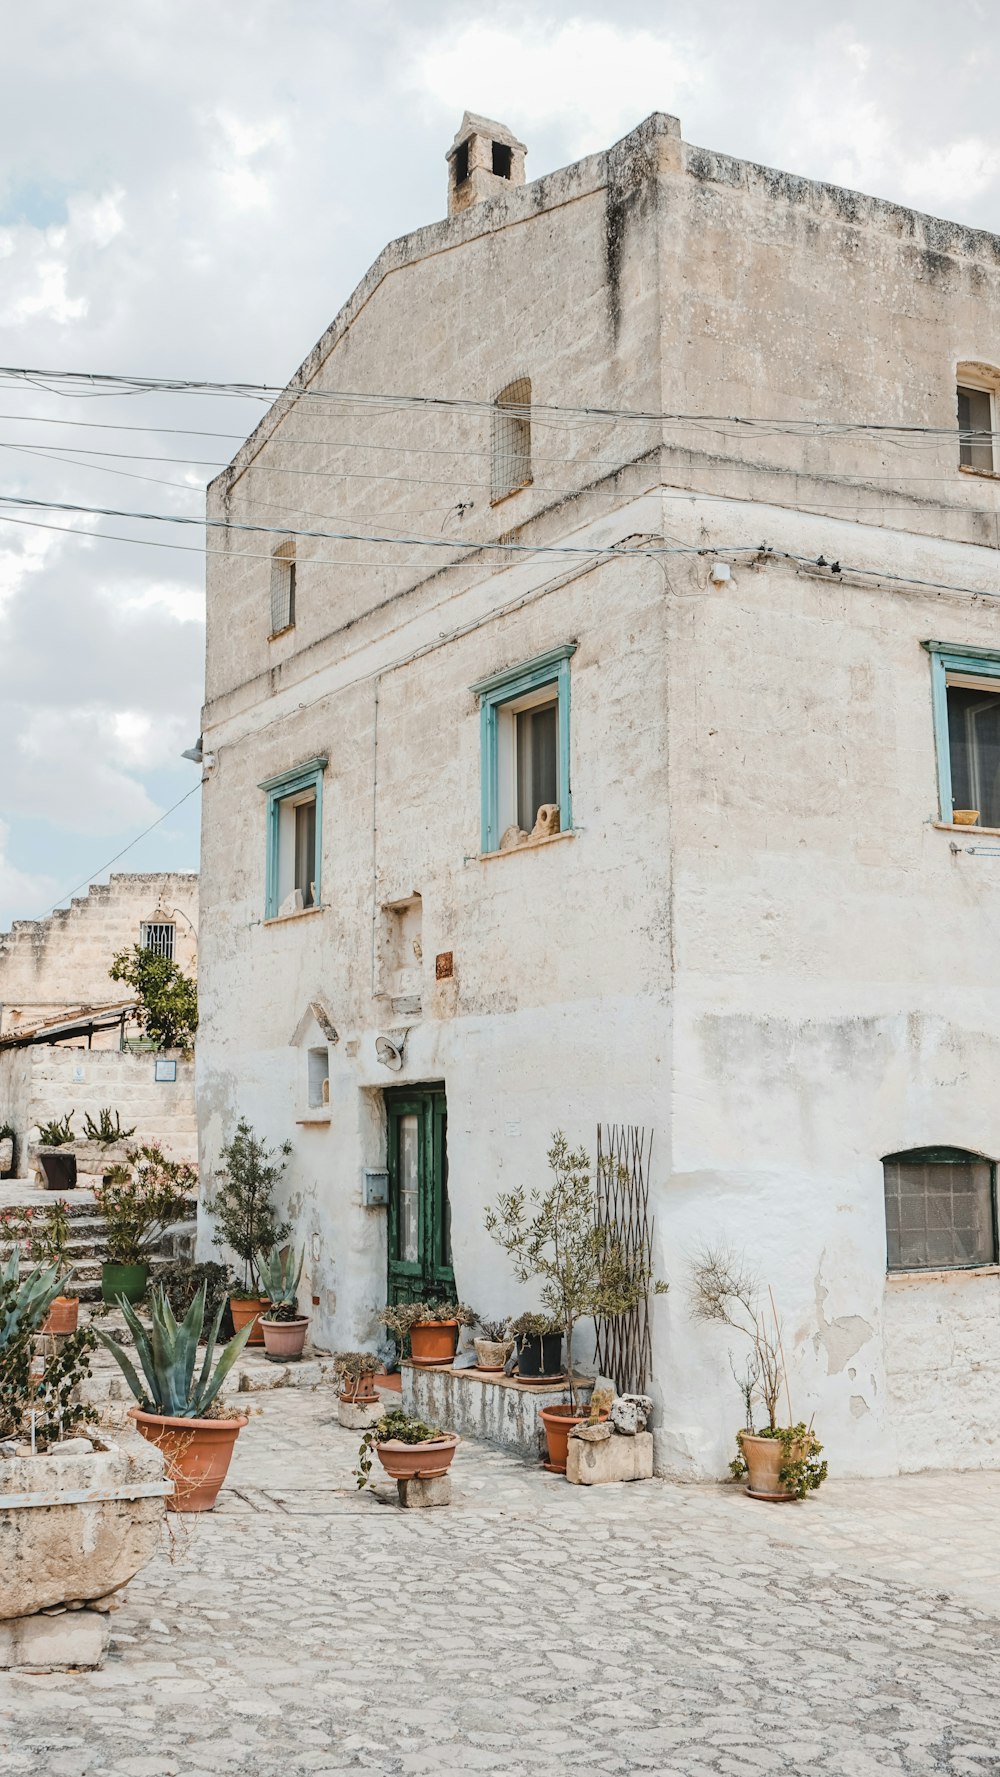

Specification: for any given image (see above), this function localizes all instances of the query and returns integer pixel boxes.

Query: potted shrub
[258,1245,309,1361]
[378,1299,476,1367]
[153,1259,232,1338]
[509,1311,564,1380]
[35,1113,77,1191]
[355,1407,459,1488]
[93,1145,197,1305]
[334,1350,385,1403]
[210,1120,291,1346]
[486,1132,665,1473]
[95,1284,254,1512]
[473,1316,514,1371]
[690,1246,828,1503]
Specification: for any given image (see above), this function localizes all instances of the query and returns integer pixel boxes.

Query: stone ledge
[567,1430,654,1486]
[0,1608,110,1670]
[403,1363,594,1458]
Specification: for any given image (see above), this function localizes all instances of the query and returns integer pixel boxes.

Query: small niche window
[454,140,470,185]
[307,1046,330,1109]
[492,141,513,179]
[957,382,996,473]
[259,757,326,920]
[491,377,532,504]
[140,921,175,960]
[270,539,296,636]
[472,645,575,853]
[924,643,1000,827]
[883,1146,998,1272]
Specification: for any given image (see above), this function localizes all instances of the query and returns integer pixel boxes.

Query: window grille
[140,922,175,960]
[883,1147,998,1271]
[270,540,296,634]
[491,377,532,504]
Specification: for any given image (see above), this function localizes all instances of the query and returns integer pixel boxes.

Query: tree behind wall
[109,945,198,1053]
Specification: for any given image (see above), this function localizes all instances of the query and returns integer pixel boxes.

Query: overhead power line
[31,783,201,923]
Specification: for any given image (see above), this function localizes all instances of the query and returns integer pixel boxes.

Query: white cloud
[0,819,56,928]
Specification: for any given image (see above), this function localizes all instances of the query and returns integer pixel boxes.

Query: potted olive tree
[486,1132,665,1473]
[355,1407,459,1489]
[210,1120,291,1346]
[95,1283,254,1512]
[93,1146,196,1304]
[378,1299,476,1367]
[508,1310,563,1379]
[690,1246,827,1503]
[257,1246,309,1361]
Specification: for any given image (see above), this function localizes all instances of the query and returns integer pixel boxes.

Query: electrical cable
[32,783,201,921]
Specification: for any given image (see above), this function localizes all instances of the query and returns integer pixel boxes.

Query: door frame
[385,1083,453,1305]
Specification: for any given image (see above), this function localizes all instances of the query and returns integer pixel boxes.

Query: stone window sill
[475,830,576,864]
[296,1113,331,1126]
[933,822,1000,837]
[267,624,295,642]
[262,905,326,927]
[958,464,1000,482]
[887,1264,1000,1283]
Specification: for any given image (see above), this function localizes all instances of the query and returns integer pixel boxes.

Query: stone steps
[1,1195,189,1303]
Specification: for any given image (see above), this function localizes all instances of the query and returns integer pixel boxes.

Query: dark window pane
[294,797,317,907]
[946,685,1000,826]
[883,1154,996,1270]
[516,701,558,830]
[958,384,994,471]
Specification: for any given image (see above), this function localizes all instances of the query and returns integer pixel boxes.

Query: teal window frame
[258,756,327,919]
[923,641,1000,822]
[470,644,576,854]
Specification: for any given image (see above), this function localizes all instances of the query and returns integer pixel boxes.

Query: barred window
[140,922,175,960]
[270,539,296,635]
[491,377,532,504]
[883,1146,998,1272]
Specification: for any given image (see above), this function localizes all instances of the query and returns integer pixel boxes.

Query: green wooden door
[386,1086,453,1305]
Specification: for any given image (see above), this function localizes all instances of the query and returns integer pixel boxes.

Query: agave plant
[258,1245,305,1322]
[0,1248,69,1350]
[94,1283,253,1418]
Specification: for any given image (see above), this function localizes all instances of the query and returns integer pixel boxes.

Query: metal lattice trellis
[594,1124,655,1396]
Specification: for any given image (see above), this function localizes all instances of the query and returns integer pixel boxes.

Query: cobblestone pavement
[3,1389,1000,1777]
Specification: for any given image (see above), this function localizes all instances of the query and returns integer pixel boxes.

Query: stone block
[566,1430,654,1486]
[338,1397,384,1430]
[572,1421,612,1443]
[396,1474,452,1509]
[0,1608,110,1669]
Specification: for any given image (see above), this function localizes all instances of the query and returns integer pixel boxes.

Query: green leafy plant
[729,1424,828,1498]
[508,1310,562,1339]
[152,1261,232,1339]
[333,1350,385,1398]
[37,1113,75,1147]
[355,1407,445,1489]
[93,1146,197,1266]
[1,1202,74,1277]
[109,944,198,1053]
[0,1250,96,1448]
[258,1246,305,1321]
[210,1120,291,1295]
[82,1108,136,1146]
[377,1300,475,1346]
[486,1133,666,1408]
[94,1283,253,1418]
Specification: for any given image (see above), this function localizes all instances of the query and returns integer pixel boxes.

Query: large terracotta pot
[375,1433,459,1481]
[738,1430,807,1502]
[409,1319,459,1367]
[539,1404,609,1474]
[41,1295,79,1335]
[132,1406,248,1512]
[229,1295,268,1346]
[261,1316,309,1361]
[102,1261,148,1306]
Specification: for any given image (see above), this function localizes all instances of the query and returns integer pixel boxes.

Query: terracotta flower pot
[132,1406,248,1512]
[375,1433,459,1481]
[409,1319,459,1367]
[261,1316,309,1361]
[102,1261,149,1306]
[539,1404,610,1474]
[738,1430,807,1502]
[474,1336,513,1371]
[41,1295,79,1335]
[340,1372,380,1403]
[229,1295,268,1346]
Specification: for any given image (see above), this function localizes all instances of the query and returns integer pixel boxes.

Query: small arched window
[491,376,532,504]
[882,1146,997,1272]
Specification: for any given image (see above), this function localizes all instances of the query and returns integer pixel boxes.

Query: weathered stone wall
[0,1048,196,1168]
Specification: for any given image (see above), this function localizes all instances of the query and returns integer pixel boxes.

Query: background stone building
[196,110,1000,1477]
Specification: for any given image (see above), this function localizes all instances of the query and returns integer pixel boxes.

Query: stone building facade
[196,110,1000,1478]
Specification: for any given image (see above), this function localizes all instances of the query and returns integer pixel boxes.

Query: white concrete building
[197,110,1000,1478]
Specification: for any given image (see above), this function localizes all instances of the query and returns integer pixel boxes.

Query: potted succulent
[95,1283,254,1512]
[35,1113,78,1191]
[509,1311,564,1379]
[0,1202,79,1334]
[258,1245,309,1361]
[486,1133,665,1472]
[378,1299,476,1367]
[334,1350,385,1403]
[210,1120,291,1346]
[474,1316,514,1371]
[691,1246,828,1503]
[0,1122,15,1178]
[93,1145,197,1304]
[82,1108,136,1148]
[355,1407,459,1489]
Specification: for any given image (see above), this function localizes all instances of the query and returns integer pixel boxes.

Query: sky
[1,0,998,928]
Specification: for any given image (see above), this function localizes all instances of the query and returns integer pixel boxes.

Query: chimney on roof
[447,112,527,217]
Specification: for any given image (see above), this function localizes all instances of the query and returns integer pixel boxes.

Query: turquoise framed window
[259,757,327,919]
[470,644,576,854]
[924,642,1000,828]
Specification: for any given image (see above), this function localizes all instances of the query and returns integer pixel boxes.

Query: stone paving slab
[2,1390,1000,1776]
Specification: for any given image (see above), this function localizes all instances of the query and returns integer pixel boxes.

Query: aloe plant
[258,1245,305,1321]
[0,1249,69,1350]
[94,1283,253,1418]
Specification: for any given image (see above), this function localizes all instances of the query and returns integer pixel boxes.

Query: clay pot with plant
[378,1299,476,1367]
[508,1311,564,1380]
[210,1120,291,1346]
[93,1147,197,1306]
[35,1113,78,1192]
[257,1244,309,1361]
[0,1123,16,1179]
[0,1201,80,1334]
[95,1283,253,1511]
[690,1245,828,1503]
[334,1350,386,1403]
[355,1407,459,1489]
[0,1248,97,1449]
[473,1316,514,1371]
[485,1132,666,1472]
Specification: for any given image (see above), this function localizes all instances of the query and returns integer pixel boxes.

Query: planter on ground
[376,1433,459,1481]
[38,1149,77,1192]
[230,1295,268,1345]
[132,1406,249,1512]
[736,1428,826,1502]
[261,1315,309,1361]
[41,1294,79,1335]
[539,1403,610,1474]
[102,1260,148,1305]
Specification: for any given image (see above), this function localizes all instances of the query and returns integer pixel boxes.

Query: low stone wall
[0,1047,196,1173]
[402,1363,594,1458]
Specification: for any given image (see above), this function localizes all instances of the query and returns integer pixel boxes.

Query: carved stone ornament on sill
[498,804,561,852]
